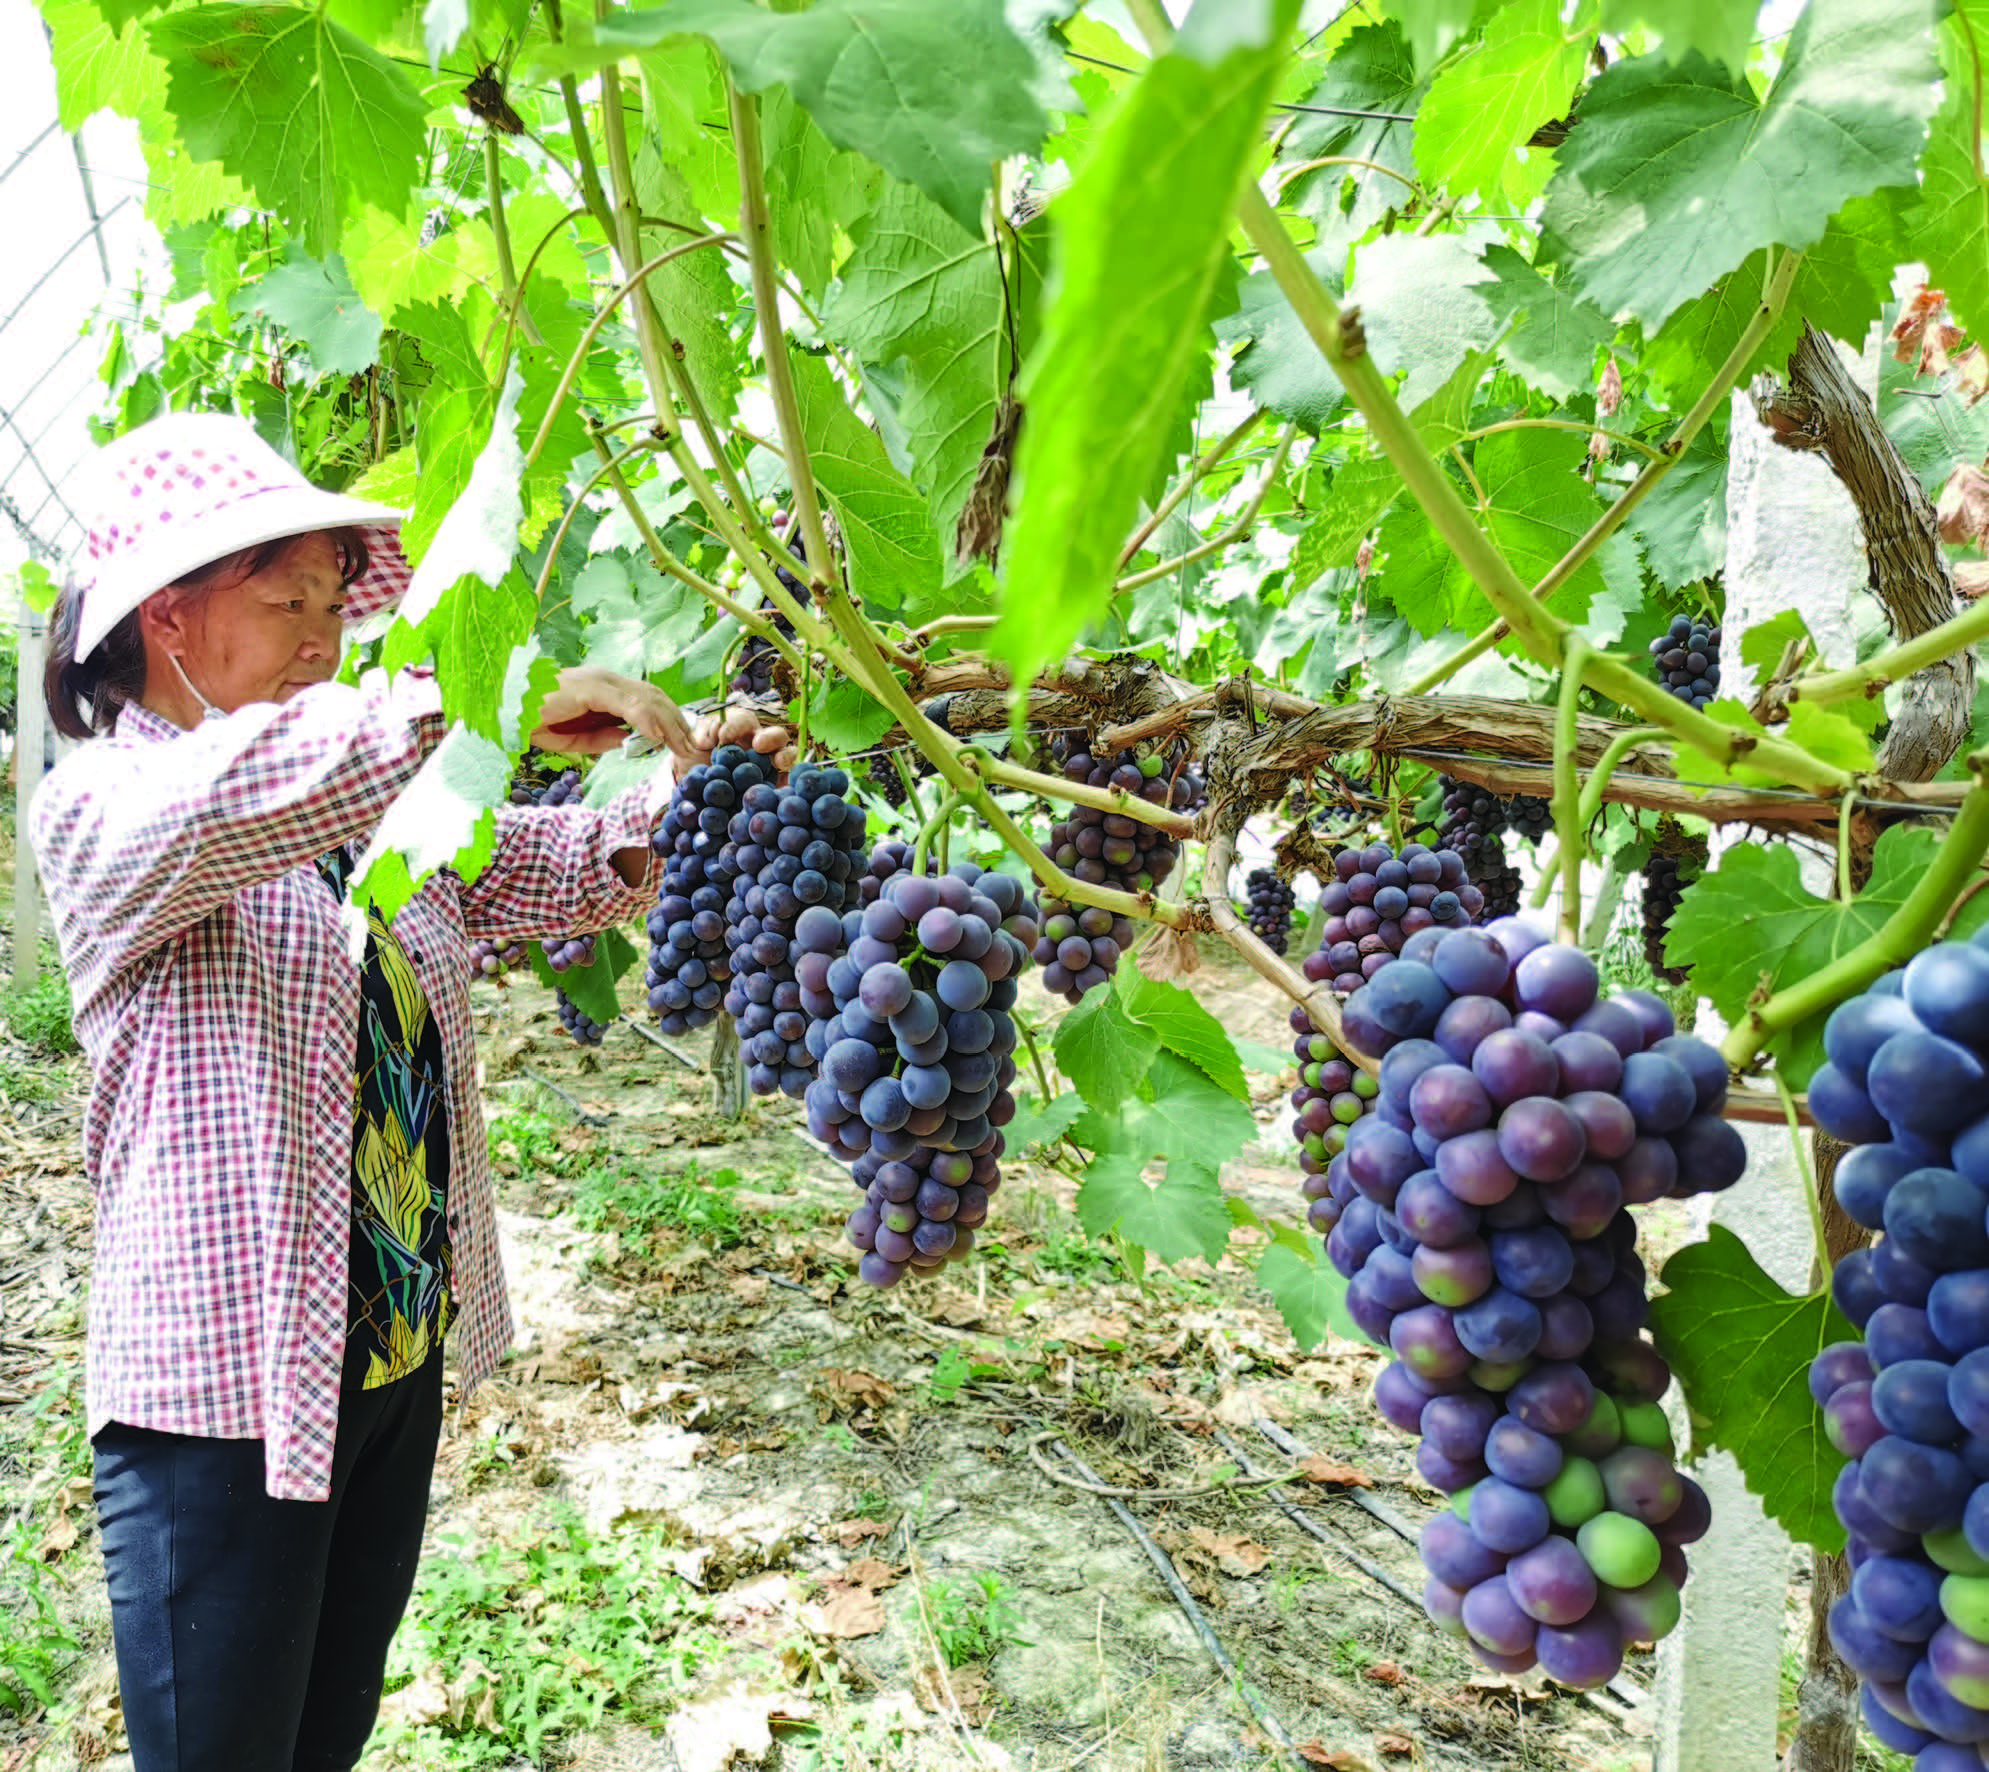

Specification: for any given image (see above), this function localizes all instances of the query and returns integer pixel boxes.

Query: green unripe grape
[1450,1482,1478,1522]
[1323,1123,1351,1156]
[1928,1527,1989,1578]
[1576,1512,1662,1589]
[1303,1132,1328,1159]
[1309,1035,1337,1062]
[1562,1393,1622,1460]
[1603,1573,1682,1644]
[1616,1400,1675,1458]
[1942,1573,1989,1641]
[1330,1091,1366,1125]
[757,494,780,516]
[1544,1456,1606,1528]
[1350,1071,1379,1100]
[1303,1063,1324,1088]
[1469,1357,1533,1392]
[1138,753,1165,779]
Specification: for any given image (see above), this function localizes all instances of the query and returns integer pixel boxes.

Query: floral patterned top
[319,849,453,1388]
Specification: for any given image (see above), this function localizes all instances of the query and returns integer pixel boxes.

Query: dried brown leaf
[1937,463,1989,548]
[1187,1527,1271,1576]
[1297,1456,1375,1489]
[828,1517,890,1547]
[812,1584,888,1639]
[1362,1661,1406,1686]
[1296,1746,1376,1771]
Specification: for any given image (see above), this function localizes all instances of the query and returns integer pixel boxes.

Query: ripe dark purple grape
[1244,867,1297,955]
[1647,613,1722,712]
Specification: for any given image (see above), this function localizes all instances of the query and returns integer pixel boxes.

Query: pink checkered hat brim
[72,413,407,661]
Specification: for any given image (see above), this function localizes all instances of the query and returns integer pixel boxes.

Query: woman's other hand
[529,667,696,761]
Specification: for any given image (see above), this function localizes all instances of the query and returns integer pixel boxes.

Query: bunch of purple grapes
[542,932,597,973]
[1804,931,1989,1763]
[644,755,761,1036]
[798,843,1039,1286]
[1434,779,1530,921]
[1324,918,1746,1687]
[556,991,609,1045]
[1640,833,1705,989]
[468,937,527,981]
[1649,613,1722,711]
[718,759,870,1098]
[1300,841,1479,1001]
[1034,738,1197,1005]
[729,514,805,698]
[1293,1026,1379,1233]
[1246,868,1297,955]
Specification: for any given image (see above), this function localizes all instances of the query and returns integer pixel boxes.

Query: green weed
[380,1509,716,1766]
[0,1517,79,1715]
[925,1570,1030,1667]
[925,1344,1007,1404]
[569,1157,749,1251]
[2,968,78,1058]
[486,1107,580,1181]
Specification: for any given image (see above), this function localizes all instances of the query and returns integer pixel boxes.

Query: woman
[31,411,692,1769]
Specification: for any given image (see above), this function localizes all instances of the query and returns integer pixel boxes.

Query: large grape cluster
[800,842,1039,1286]
[1034,738,1192,1005]
[719,757,871,1098]
[1325,919,1745,1687]
[1649,614,1722,710]
[1300,841,1480,1008]
[1246,868,1297,955]
[644,757,760,1036]
[1806,932,1989,1763]
[1640,827,1706,989]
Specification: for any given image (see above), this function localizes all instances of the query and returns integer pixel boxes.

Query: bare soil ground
[0,938,1661,1772]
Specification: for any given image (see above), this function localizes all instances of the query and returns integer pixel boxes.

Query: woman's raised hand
[528,666,696,760]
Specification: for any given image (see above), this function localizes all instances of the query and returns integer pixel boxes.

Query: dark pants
[92,1341,443,1772]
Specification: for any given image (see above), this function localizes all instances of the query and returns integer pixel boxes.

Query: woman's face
[164,531,349,712]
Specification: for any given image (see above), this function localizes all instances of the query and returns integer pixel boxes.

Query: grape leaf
[788,350,944,614]
[529,926,638,1029]
[1541,2,1941,333]
[1477,245,1616,403]
[1077,1152,1233,1267]
[1114,968,1249,1103]
[1377,430,1605,634]
[1738,608,1814,689]
[340,205,472,322]
[1413,0,1591,204]
[1256,1241,1360,1350]
[824,183,1004,546]
[992,0,1296,691]
[231,247,383,378]
[1382,0,1476,76]
[1276,21,1424,239]
[590,0,1049,234]
[149,4,429,259]
[1053,985,1161,1115]
[1344,233,1501,412]
[1598,0,1753,77]
[345,727,505,935]
[1218,249,1352,432]
[1649,1225,1852,1553]
[1002,1090,1088,1157]
[1915,15,1989,335]
[805,677,896,756]
[1622,422,1726,589]
[1292,458,1402,585]
[630,152,743,428]
[1663,823,1945,1087]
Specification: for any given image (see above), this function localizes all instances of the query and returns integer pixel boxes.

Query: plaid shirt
[31,675,662,1500]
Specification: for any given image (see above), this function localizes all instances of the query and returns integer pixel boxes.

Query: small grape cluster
[542,932,598,974]
[1434,777,1534,922]
[718,758,871,1098]
[556,992,610,1045]
[645,757,759,1036]
[1506,793,1554,844]
[1036,739,1188,1005]
[1300,842,1479,1005]
[1806,933,1989,1762]
[1293,1027,1378,1228]
[513,765,585,810]
[800,844,1039,1286]
[468,937,527,981]
[1639,828,1706,988]
[1649,614,1722,710]
[1324,920,1744,1687]
[1246,868,1297,955]
[729,515,806,700]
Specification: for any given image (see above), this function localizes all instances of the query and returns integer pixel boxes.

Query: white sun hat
[69,411,412,661]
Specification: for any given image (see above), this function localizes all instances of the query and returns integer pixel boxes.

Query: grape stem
[1778,592,1989,709]
[1773,1062,1829,1277]
[1525,841,1557,913]
[1203,825,1379,1077]
[1114,426,1297,595]
[1723,750,1989,1071]
[890,748,929,823]
[1553,643,1590,944]
[1575,726,1670,830]
[1837,787,1856,902]
[1013,1009,1057,1107]
[1117,409,1267,568]
[974,753,1197,838]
